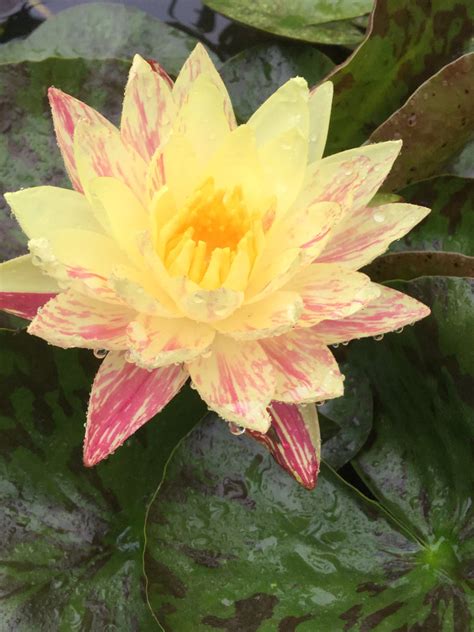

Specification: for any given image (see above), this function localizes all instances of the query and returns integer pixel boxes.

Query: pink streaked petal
[248,402,320,490]
[260,329,344,403]
[172,43,236,129]
[0,254,60,319]
[186,335,276,432]
[48,87,115,192]
[286,263,380,327]
[121,54,176,163]
[84,352,187,466]
[317,203,430,269]
[146,58,174,88]
[300,141,402,216]
[311,284,431,344]
[27,290,134,349]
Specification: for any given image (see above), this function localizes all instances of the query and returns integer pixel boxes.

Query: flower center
[154,178,265,291]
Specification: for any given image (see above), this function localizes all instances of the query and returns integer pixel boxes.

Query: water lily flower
[0,45,430,488]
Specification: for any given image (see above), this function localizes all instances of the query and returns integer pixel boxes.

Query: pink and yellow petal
[5,186,102,240]
[311,284,431,344]
[48,87,114,192]
[74,118,148,207]
[214,290,303,340]
[260,328,344,403]
[0,255,58,319]
[286,263,380,326]
[84,351,187,466]
[172,43,236,129]
[121,54,176,162]
[249,402,320,489]
[317,202,430,270]
[308,81,333,162]
[127,315,215,368]
[300,141,402,215]
[27,290,134,349]
[186,335,276,431]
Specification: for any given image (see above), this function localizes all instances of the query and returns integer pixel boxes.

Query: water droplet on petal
[32,254,42,265]
[93,349,108,359]
[190,382,197,390]
[341,341,349,346]
[373,334,384,341]
[373,211,385,223]
[332,343,340,349]
[229,422,246,436]
[316,400,326,407]
[395,327,404,334]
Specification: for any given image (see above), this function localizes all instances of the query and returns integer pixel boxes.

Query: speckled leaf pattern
[370,53,474,190]
[203,0,372,46]
[144,277,473,631]
[326,0,474,154]
[393,176,474,256]
[220,42,334,122]
[0,3,204,75]
[0,331,206,630]
[0,58,129,262]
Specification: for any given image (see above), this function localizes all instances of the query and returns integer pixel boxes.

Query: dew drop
[331,343,340,349]
[395,327,404,334]
[341,340,349,346]
[345,170,353,176]
[32,254,42,265]
[373,334,384,341]
[190,382,197,390]
[93,349,108,359]
[229,422,246,436]
[316,400,326,407]
[373,211,385,223]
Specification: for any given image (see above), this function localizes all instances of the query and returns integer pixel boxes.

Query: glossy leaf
[0,58,129,262]
[326,0,474,153]
[319,363,373,470]
[203,0,371,46]
[0,331,206,629]
[393,176,474,256]
[220,42,334,122]
[0,3,205,75]
[144,276,473,630]
[370,53,474,190]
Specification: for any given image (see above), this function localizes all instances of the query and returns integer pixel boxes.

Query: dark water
[0,0,266,59]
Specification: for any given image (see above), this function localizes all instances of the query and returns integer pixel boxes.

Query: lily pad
[203,0,371,46]
[220,42,334,122]
[392,176,474,256]
[370,53,474,190]
[144,276,473,631]
[0,57,130,262]
[326,0,474,154]
[0,2,205,75]
[364,251,474,281]
[0,330,206,629]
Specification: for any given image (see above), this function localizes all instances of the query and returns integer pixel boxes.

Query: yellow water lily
[0,45,430,487]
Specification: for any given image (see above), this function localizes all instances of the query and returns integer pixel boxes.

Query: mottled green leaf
[364,251,474,281]
[0,58,129,262]
[144,277,473,630]
[204,0,371,46]
[392,176,474,256]
[370,54,474,190]
[0,331,206,629]
[220,42,334,122]
[0,2,205,75]
[447,138,474,178]
[319,363,374,470]
[326,0,474,154]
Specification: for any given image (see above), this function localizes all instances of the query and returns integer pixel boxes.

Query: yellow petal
[163,132,202,207]
[308,81,333,162]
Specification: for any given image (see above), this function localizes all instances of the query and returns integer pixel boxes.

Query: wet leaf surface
[0,331,206,629]
[0,2,204,75]
[220,42,334,122]
[326,0,474,154]
[144,277,473,631]
[364,251,474,281]
[203,0,371,46]
[370,54,474,190]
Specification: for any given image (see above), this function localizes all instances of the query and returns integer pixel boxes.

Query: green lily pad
[370,53,474,190]
[0,2,205,75]
[391,176,474,256]
[364,251,474,281]
[319,363,373,470]
[220,42,334,122]
[144,278,473,631]
[326,0,474,154]
[203,0,371,46]
[0,57,130,262]
[0,330,206,629]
